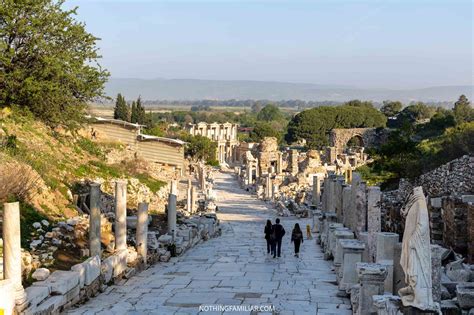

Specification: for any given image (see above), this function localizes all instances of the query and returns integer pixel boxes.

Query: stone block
[127,248,138,264]
[334,230,354,267]
[430,197,442,208]
[27,295,64,315]
[71,255,101,288]
[461,195,474,204]
[378,259,394,294]
[32,268,50,281]
[158,234,172,244]
[70,263,85,288]
[456,282,474,309]
[101,257,114,283]
[32,270,80,295]
[84,255,101,286]
[375,232,399,262]
[114,249,128,278]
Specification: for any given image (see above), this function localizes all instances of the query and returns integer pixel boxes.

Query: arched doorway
[345,135,364,150]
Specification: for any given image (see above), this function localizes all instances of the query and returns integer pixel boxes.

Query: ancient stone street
[66,172,349,315]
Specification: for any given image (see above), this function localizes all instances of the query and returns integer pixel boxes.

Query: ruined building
[186,122,239,165]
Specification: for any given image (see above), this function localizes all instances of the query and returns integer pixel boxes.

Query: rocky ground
[66,172,349,315]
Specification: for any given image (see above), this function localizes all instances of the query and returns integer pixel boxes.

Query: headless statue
[399,186,439,312]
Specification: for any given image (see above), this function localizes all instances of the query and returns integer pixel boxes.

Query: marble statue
[399,186,439,312]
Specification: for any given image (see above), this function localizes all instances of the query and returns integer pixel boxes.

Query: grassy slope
[0,108,165,245]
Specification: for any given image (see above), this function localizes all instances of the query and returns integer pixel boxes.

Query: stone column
[3,202,26,305]
[289,149,298,175]
[265,175,271,200]
[352,174,367,238]
[326,175,336,212]
[349,173,361,233]
[255,159,260,179]
[356,263,388,315]
[249,162,254,185]
[186,178,192,213]
[168,181,177,236]
[345,168,352,184]
[342,185,352,228]
[272,183,279,202]
[312,174,321,207]
[89,182,102,257]
[335,176,345,222]
[367,186,381,262]
[276,152,283,174]
[338,239,366,290]
[201,166,206,190]
[190,186,196,214]
[136,202,149,263]
[114,179,127,251]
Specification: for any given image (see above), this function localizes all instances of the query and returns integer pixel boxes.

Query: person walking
[272,218,286,258]
[264,220,274,255]
[291,223,304,257]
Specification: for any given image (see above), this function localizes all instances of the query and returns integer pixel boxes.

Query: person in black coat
[291,223,304,257]
[264,220,274,255]
[271,218,286,258]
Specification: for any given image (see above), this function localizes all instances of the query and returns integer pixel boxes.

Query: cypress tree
[130,101,138,123]
[113,93,129,121]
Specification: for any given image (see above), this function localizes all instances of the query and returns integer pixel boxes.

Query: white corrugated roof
[88,115,146,128]
[137,134,185,146]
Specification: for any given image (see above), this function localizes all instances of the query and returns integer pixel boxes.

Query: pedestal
[334,230,355,268]
[357,262,388,315]
[339,239,365,290]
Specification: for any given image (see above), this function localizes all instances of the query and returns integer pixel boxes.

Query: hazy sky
[66,0,473,89]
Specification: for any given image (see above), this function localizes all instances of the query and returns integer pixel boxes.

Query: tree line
[113,93,148,124]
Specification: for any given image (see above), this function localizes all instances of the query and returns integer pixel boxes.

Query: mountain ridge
[105,78,473,103]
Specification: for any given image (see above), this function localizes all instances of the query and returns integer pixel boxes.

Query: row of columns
[89,181,149,261]
[317,173,445,314]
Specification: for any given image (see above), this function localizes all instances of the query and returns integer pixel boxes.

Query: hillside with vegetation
[0,1,167,250]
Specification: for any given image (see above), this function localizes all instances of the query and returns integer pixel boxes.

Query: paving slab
[65,172,349,314]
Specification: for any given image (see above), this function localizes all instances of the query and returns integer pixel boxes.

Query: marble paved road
[66,172,350,315]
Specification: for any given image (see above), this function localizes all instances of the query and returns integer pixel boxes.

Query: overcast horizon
[67,0,473,90]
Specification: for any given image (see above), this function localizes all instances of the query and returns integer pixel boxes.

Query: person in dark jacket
[271,218,286,258]
[291,223,304,257]
[264,220,274,255]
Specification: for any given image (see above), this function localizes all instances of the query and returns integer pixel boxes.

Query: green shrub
[76,138,104,158]
[134,173,166,193]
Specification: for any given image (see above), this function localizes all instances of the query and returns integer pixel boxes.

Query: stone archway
[329,128,387,154]
[345,134,364,148]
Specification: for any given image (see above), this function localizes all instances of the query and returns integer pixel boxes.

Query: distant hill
[105,78,473,103]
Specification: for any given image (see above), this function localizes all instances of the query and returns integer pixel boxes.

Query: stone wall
[416,155,474,197]
[381,155,474,263]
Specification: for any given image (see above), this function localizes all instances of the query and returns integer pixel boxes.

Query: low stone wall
[16,215,220,315]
